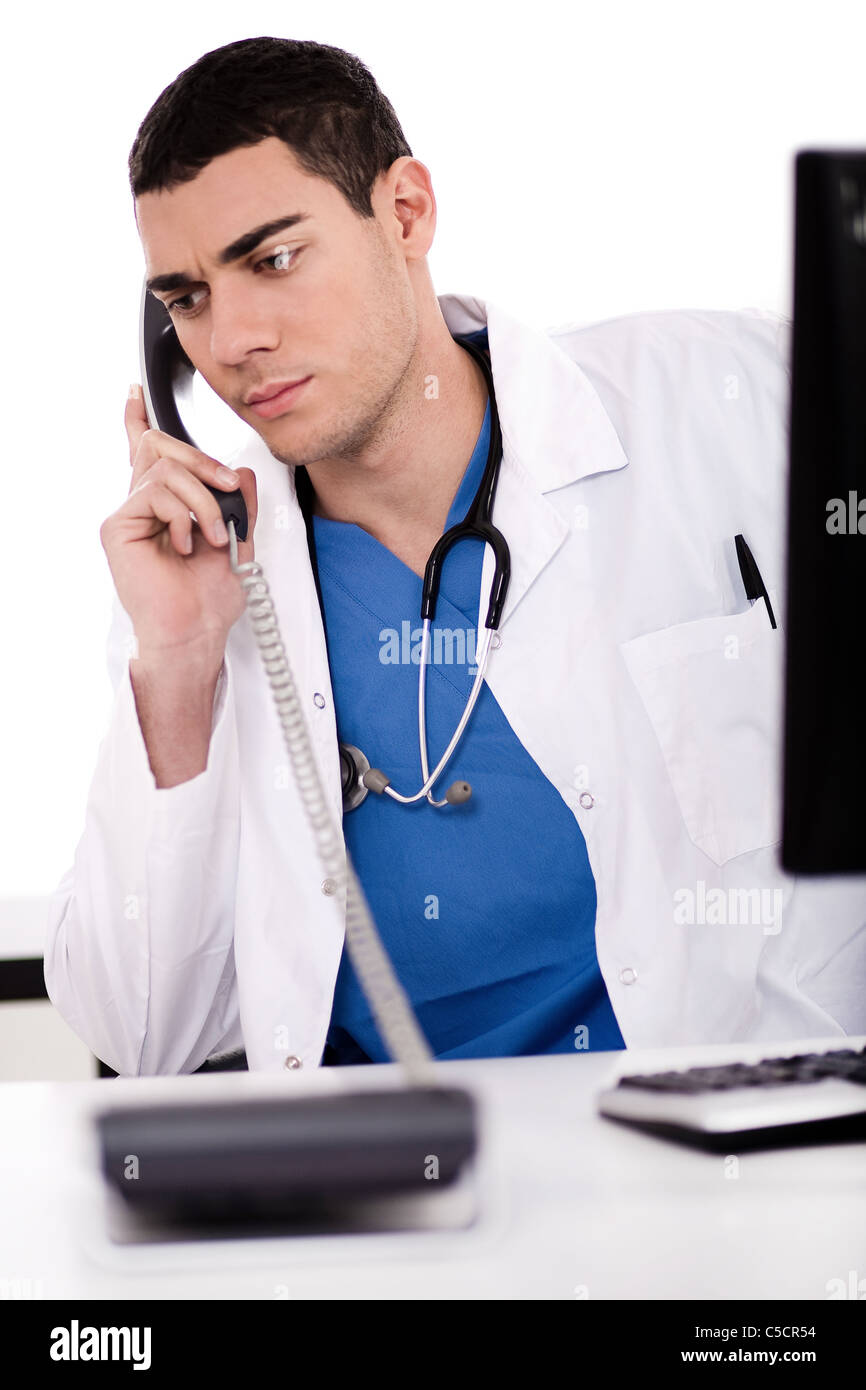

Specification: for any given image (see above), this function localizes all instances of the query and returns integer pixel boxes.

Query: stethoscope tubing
[378,615,496,806]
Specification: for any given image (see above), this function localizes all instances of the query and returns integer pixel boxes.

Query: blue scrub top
[312,329,625,1063]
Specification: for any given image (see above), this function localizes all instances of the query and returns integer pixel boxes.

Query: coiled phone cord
[227,521,435,1081]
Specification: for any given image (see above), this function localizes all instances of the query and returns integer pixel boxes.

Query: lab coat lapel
[438,294,629,633]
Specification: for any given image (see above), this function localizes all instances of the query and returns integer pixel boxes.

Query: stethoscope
[296,335,510,813]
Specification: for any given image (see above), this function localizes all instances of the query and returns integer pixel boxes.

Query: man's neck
[303,329,489,578]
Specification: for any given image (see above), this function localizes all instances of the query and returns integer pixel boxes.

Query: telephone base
[97,1084,479,1242]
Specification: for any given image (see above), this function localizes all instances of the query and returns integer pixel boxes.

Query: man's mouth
[245,376,313,419]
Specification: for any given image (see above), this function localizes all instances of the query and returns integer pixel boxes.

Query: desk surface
[1,1036,863,1300]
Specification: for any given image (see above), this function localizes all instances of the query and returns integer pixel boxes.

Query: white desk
[1,1036,863,1300]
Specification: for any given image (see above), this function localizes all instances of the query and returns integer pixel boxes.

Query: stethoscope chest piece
[340,743,371,811]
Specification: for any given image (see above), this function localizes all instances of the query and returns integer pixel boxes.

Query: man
[44,37,866,1076]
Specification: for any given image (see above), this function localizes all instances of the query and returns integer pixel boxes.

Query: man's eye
[166,288,206,316]
[258,246,302,273]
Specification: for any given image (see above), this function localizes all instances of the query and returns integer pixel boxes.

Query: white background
[1,0,864,902]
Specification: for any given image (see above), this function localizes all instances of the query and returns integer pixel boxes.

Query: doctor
[45,37,866,1076]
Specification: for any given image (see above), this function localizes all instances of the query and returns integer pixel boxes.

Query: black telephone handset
[139,280,249,541]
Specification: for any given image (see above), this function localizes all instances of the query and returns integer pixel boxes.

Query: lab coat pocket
[619,592,783,866]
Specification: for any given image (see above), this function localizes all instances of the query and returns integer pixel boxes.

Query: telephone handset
[138,282,249,541]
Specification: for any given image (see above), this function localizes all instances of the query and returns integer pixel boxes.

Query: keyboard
[597,1045,866,1149]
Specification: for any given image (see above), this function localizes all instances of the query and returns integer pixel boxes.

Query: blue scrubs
[313,329,625,1063]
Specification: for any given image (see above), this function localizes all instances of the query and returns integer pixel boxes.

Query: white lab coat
[44,294,866,1075]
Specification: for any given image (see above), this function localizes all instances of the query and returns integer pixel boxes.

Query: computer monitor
[781,149,866,872]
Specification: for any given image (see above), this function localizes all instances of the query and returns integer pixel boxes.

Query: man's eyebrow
[146,213,312,294]
[218,212,312,265]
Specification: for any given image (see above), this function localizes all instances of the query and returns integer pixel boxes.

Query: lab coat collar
[438,292,628,491]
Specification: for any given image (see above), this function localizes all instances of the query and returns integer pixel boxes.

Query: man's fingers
[122,386,255,552]
[141,482,197,555]
[125,385,150,465]
[128,459,233,547]
[102,480,195,557]
[128,426,243,500]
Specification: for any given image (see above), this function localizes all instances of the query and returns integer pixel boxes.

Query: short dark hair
[128,36,413,219]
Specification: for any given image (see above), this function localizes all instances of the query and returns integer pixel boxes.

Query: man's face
[136,136,420,468]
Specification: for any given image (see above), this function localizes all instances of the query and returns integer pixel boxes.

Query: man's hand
[100,384,258,668]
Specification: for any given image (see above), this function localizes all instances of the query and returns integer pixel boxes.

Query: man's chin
[255,430,317,471]
[241,410,300,462]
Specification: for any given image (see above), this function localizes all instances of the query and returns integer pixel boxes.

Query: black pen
[734,534,777,629]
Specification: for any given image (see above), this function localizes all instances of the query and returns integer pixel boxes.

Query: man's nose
[208,283,281,364]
